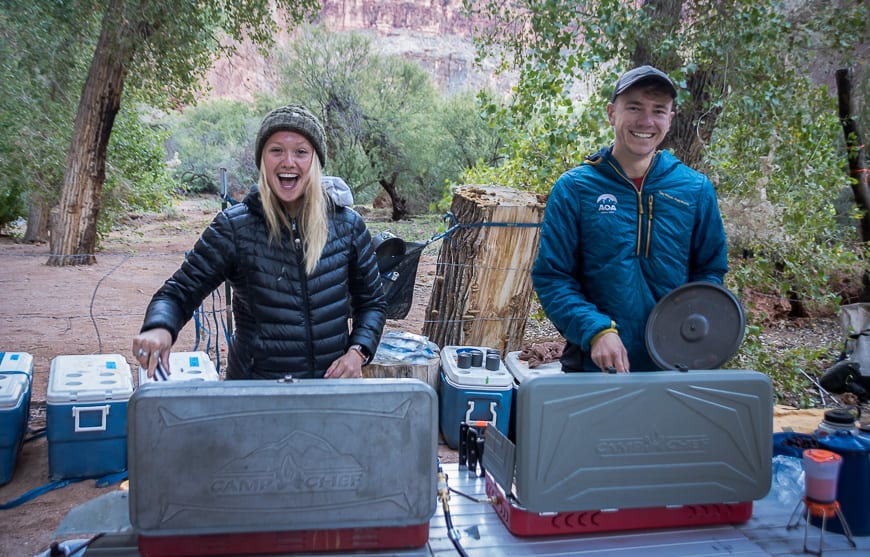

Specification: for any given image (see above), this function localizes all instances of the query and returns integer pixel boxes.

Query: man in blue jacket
[532,65,728,373]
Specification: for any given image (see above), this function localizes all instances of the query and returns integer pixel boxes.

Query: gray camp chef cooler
[128,378,438,556]
[483,282,774,536]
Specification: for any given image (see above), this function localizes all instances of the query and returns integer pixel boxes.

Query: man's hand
[590,332,630,373]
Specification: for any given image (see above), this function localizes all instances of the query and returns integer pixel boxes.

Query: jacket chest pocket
[648,194,694,253]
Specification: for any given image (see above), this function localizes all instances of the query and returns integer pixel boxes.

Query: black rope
[89,254,131,353]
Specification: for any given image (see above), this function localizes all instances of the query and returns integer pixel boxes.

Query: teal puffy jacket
[532,147,728,372]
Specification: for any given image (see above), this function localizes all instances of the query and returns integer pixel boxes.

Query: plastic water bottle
[814,408,860,437]
[771,454,805,506]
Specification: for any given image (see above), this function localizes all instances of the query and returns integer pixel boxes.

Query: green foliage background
[0,1,176,237]
[463,0,868,405]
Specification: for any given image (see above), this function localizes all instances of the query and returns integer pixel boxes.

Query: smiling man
[532,65,728,373]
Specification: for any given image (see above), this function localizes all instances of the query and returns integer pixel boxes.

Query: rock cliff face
[317,0,475,36]
[206,0,503,101]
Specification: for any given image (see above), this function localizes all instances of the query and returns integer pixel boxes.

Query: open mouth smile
[277,172,299,188]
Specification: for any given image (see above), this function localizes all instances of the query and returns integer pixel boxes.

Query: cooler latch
[72,405,111,432]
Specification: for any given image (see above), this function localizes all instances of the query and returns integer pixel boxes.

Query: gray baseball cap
[611,65,677,101]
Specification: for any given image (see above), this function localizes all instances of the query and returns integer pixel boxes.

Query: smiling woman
[261,131,315,209]
[132,104,387,382]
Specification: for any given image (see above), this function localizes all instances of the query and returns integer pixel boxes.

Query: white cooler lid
[504,351,563,383]
[0,372,29,410]
[138,351,219,386]
[47,354,134,403]
[441,345,513,388]
[0,352,33,376]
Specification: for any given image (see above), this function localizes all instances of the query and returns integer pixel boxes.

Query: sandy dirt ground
[0,197,862,556]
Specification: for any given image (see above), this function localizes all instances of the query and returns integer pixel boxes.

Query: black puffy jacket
[140,190,387,379]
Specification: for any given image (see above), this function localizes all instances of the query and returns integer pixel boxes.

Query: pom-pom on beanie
[254,104,327,169]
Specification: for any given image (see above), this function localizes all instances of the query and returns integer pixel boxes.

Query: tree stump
[363,356,441,391]
[423,185,547,353]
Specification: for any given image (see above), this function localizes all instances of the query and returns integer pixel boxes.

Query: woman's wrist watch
[348,344,368,363]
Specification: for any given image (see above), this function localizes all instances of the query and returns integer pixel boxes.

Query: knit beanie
[254,104,327,169]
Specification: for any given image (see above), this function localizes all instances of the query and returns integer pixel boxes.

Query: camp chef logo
[210,431,364,496]
[596,432,710,456]
[597,193,618,213]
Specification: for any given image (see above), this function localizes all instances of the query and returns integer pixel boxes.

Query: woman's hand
[132,328,173,380]
[324,348,366,378]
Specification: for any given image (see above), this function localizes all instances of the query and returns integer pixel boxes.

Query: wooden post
[422,185,547,353]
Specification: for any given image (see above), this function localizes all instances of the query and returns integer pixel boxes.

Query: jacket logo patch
[597,193,618,213]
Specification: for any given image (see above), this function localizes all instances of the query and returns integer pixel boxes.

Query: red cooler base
[137,523,429,557]
[485,473,753,537]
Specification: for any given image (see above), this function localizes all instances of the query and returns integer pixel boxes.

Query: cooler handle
[72,405,111,432]
[464,400,498,427]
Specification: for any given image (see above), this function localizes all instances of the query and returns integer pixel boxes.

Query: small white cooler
[47,354,133,480]
[138,351,219,386]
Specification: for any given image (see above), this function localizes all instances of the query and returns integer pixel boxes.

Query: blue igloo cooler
[47,354,134,480]
[439,345,513,449]
[0,351,34,485]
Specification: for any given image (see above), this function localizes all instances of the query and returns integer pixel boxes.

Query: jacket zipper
[606,160,650,258]
[291,218,317,373]
[646,195,654,258]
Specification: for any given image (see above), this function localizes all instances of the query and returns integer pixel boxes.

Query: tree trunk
[633,0,723,170]
[836,68,870,246]
[23,191,51,243]
[363,355,441,392]
[422,185,546,353]
[665,68,723,169]
[47,0,133,266]
[379,173,408,221]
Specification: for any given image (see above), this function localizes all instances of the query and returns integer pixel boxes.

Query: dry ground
[0,196,860,556]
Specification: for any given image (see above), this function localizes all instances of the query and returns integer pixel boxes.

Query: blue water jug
[813,428,870,536]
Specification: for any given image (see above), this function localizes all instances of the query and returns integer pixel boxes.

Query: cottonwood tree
[0,2,97,238]
[47,0,318,266]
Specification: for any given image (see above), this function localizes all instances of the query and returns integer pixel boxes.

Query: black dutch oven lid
[645,282,746,370]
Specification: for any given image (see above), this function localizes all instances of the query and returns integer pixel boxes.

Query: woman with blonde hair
[133,104,386,380]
